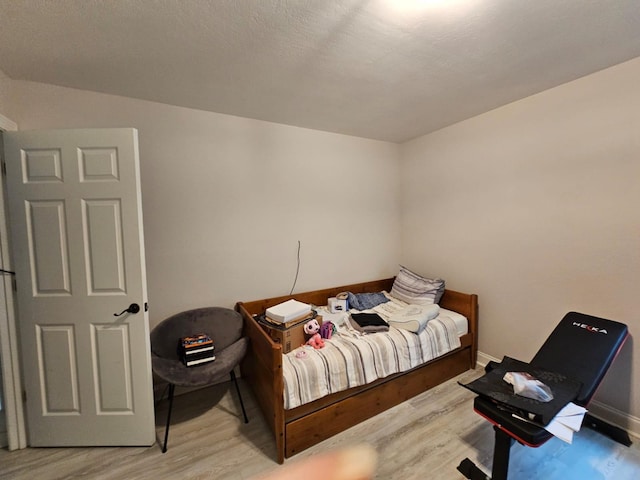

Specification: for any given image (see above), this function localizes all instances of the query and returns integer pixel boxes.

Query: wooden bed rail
[239,278,396,316]
[236,305,286,460]
[440,289,479,366]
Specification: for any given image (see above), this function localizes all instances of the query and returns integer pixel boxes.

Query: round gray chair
[150,306,249,452]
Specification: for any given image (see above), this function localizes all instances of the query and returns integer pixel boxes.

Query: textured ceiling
[1,0,640,143]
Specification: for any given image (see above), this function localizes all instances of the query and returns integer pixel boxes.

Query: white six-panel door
[4,128,155,446]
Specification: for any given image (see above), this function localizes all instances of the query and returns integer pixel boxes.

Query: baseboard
[588,400,640,440]
[475,351,499,370]
[475,351,640,439]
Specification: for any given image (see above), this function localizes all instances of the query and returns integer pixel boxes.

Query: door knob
[113,303,141,317]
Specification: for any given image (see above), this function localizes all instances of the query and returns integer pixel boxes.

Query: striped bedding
[282,298,464,410]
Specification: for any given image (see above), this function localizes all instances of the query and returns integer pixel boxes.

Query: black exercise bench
[458,311,630,480]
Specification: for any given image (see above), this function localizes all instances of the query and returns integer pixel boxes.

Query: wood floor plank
[1,369,639,479]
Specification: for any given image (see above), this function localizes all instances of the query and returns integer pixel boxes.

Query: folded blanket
[388,304,440,333]
[349,313,389,333]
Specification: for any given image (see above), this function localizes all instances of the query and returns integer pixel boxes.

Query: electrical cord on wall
[289,240,301,295]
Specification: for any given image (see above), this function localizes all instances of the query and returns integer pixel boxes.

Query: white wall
[0,69,11,110]
[401,58,640,426]
[4,80,401,325]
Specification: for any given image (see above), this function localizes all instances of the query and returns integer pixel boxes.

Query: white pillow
[390,266,445,305]
[389,304,440,333]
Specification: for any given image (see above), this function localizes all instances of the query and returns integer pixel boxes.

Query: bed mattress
[282,296,467,410]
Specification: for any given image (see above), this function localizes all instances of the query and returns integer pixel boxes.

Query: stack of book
[179,333,215,367]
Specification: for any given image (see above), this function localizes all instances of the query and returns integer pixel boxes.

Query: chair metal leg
[458,426,513,479]
[230,370,249,424]
[491,427,514,480]
[162,383,176,453]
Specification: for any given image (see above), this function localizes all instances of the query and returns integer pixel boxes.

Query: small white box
[328,297,347,314]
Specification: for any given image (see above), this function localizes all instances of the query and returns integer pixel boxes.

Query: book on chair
[179,333,215,366]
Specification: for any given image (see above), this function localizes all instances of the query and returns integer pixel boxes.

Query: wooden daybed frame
[236,277,479,463]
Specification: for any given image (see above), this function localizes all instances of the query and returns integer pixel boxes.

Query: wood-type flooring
[1,369,639,479]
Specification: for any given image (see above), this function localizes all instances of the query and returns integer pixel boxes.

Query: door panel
[4,128,154,446]
[37,324,79,414]
[27,200,71,295]
[92,323,132,413]
[83,199,126,293]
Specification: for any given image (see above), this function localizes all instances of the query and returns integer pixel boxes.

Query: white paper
[554,402,587,431]
[544,417,576,443]
[543,402,587,444]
